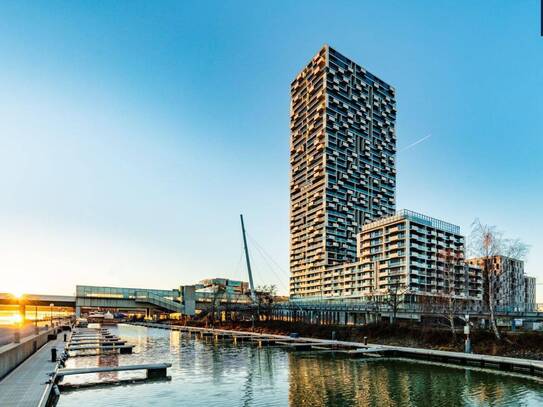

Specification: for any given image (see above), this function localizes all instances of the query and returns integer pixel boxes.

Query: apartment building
[320,210,482,301]
[525,276,536,312]
[467,256,527,311]
[196,278,249,296]
[290,45,397,297]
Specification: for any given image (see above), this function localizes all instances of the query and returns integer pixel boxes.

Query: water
[57,324,543,407]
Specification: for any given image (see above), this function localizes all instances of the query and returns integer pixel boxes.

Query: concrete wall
[182,286,196,316]
[0,329,53,380]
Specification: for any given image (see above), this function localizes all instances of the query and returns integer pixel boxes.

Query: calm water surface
[57,324,543,406]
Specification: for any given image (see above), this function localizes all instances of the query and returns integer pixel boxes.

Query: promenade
[0,335,65,407]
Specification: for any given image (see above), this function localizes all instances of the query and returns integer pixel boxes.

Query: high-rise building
[290,45,397,297]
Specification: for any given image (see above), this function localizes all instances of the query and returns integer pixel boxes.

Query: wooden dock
[66,344,134,354]
[56,363,172,381]
[51,328,173,393]
[67,328,133,355]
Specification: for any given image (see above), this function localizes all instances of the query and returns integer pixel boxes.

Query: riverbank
[164,320,543,360]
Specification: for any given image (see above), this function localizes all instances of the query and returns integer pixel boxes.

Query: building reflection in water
[288,355,542,407]
[97,353,119,382]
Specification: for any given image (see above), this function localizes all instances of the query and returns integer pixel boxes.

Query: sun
[10,314,23,324]
[11,291,24,299]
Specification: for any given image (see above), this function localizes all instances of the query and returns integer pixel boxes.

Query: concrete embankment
[0,328,55,380]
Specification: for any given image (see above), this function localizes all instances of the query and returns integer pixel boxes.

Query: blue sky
[0,1,541,298]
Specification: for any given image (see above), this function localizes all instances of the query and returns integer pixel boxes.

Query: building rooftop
[362,209,460,234]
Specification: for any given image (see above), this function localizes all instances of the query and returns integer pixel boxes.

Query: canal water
[57,324,543,406]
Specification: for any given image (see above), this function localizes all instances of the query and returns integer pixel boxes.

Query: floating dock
[56,363,171,381]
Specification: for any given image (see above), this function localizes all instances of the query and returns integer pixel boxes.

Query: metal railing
[275,299,543,317]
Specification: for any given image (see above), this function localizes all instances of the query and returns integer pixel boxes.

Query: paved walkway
[0,336,65,407]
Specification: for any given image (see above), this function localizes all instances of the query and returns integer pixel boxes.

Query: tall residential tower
[290,46,397,297]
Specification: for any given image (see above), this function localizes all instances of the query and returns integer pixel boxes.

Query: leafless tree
[382,280,406,324]
[436,248,464,341]
[209,284,226,326]
[255,285,277,321]
[469,219,529,340]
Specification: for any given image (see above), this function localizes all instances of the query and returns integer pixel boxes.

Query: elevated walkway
[135,291,184,313]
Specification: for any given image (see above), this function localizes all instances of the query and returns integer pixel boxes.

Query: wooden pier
[66,328,133,355]
[56,363,171,381]
[66,343,134,354]
[44,326,173,398]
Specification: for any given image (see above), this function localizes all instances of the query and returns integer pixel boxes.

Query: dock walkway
[0,335,65,407]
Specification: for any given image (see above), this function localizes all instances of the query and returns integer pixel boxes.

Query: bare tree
[209,284,226,326]
[382,279,406,324]
[436,248,464,341]
[255,285,277,321]
[469,219,529,340]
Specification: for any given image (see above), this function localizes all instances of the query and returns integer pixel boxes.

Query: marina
[2,321,543,406]
[55,323,543,406]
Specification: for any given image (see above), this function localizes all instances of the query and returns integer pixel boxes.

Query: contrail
[400,134,432,152]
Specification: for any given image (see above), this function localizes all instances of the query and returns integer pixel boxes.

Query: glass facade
[76,285,179,302]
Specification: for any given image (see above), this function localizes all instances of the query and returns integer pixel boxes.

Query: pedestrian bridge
[0,293,76,307]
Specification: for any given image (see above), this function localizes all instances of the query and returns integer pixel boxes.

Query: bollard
[14,332,20,343]
[364,336,368,345]
[64,333,67,342]
[51,347,57,362]
[331,331,336,341]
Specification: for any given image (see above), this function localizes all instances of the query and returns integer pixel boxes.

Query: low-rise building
[196,278,249,296]
[467,256,527,312]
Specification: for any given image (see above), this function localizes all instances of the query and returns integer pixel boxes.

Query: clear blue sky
[0,1,541,298]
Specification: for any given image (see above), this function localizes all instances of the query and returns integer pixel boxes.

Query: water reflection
[97,353,119,382]
[288,355,543,406]
[57,325,543,407]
